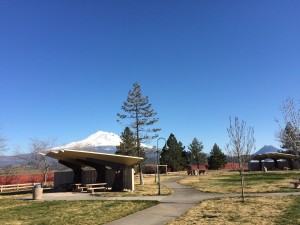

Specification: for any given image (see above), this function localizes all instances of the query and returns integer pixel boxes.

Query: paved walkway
[17,178,300,225]
[106,179,228,225]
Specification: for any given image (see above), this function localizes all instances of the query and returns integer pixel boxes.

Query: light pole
[157,137,168,195]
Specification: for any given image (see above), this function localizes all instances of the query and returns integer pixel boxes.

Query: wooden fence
[0,182,40,192]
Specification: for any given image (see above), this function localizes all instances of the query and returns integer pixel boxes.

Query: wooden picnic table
[85,183,107,194]
[71,183,85,192]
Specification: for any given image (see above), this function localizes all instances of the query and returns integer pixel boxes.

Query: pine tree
[117,82,161,185]
[280,122,300,154]
[208,143,227,170]
[116,127,137,156]
[188,138,204,169]
[160,133,186,171]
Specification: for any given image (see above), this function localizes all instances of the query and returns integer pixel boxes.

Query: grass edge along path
[0,199,158,225]
[168,195,300,225]
[276,195,300,224]
[178,170,300,194]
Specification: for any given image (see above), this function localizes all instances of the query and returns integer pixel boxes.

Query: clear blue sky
[1,1,300,155]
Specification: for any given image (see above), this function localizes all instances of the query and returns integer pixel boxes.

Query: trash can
[33,184,43,200]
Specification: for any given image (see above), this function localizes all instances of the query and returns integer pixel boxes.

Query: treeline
[116,129,227,171]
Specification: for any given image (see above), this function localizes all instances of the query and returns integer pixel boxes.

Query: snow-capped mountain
[54,131,152,154]
[61,131,121,149]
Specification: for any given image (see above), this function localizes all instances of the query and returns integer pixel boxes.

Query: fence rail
[0,182,40,192]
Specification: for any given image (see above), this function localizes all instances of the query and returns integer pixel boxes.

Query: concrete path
[17,178,300,225]
[106,179,214,225]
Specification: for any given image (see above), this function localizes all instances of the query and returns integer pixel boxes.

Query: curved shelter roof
[252,152,299,161]
[46,149,143,168]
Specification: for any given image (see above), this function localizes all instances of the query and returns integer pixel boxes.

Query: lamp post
[157,137,168,195]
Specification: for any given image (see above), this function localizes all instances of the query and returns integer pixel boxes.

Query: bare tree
[276,97,300,169]
[0,127,7,154]
[16,139,56,186]
[226,117,255,202]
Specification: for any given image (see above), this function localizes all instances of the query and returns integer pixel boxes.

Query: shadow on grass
[275,195,300,224]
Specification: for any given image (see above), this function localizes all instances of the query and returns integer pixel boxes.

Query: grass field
[1,171,300,224]
[94,174,174,197]
[179,170,300,193]
[170,170,300,224]
[169,195,300,225]
[0,199,158,225]
[0,174,174,224]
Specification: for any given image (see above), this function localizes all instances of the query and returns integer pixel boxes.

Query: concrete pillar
[259,160,262,171]
[123,168,134,191]
[112,169,124,191]
[273,159,278,170]
[288,159,294,170]
[58,160,83,184]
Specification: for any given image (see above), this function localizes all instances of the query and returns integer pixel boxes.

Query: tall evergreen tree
[279,122,300,154]
[208,143,227,170]
[116,127,137,156]
[117,82,161,185]
[188,138,204,169]
[160,133,186,171]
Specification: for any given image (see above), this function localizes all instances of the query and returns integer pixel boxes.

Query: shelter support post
[76,159,106,183]
[59,160,83,184]
[272,158,279,170]
[112,169,124,191]
[259,160,262,171]
[288,159,294,170]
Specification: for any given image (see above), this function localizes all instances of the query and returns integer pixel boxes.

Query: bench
[77,186,88,192]
[0,183,39,192]
[85,183,107,194]
[290,182,300,188]
[87,187,106,194]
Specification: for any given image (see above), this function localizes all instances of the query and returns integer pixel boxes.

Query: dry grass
[169,196,299,225]
[179,170,300,193]
[94,173,175,197]
[0,199,158,225]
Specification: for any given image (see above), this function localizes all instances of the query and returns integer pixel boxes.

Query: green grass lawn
[1,171,300,224]
[0,199,158,225]
[276,195,300,224]
[169,195,300,225]
[179,170,300,193]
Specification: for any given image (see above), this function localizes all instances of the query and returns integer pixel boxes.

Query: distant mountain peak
[54,130,151,152]
[55,131,121,150]
[83,131,121,146]
[254,145,281,155]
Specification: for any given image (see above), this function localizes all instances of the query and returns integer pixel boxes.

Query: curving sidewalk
[105,178,209,225]
[105,178,300,225]
[17,178,300,225]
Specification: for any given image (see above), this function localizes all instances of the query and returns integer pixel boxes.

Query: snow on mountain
[56,131,121,150]
[54,131,152,153]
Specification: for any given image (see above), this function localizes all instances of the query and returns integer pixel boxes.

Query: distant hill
[1,131,154,167]
[253,145,281,155]
[0,155,26,168]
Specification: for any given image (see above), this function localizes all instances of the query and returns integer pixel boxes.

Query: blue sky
[1,1,300,155]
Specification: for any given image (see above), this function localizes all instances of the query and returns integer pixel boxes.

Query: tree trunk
[43,172,47,187]
[138,163,144,185]
[240,170,245,203]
